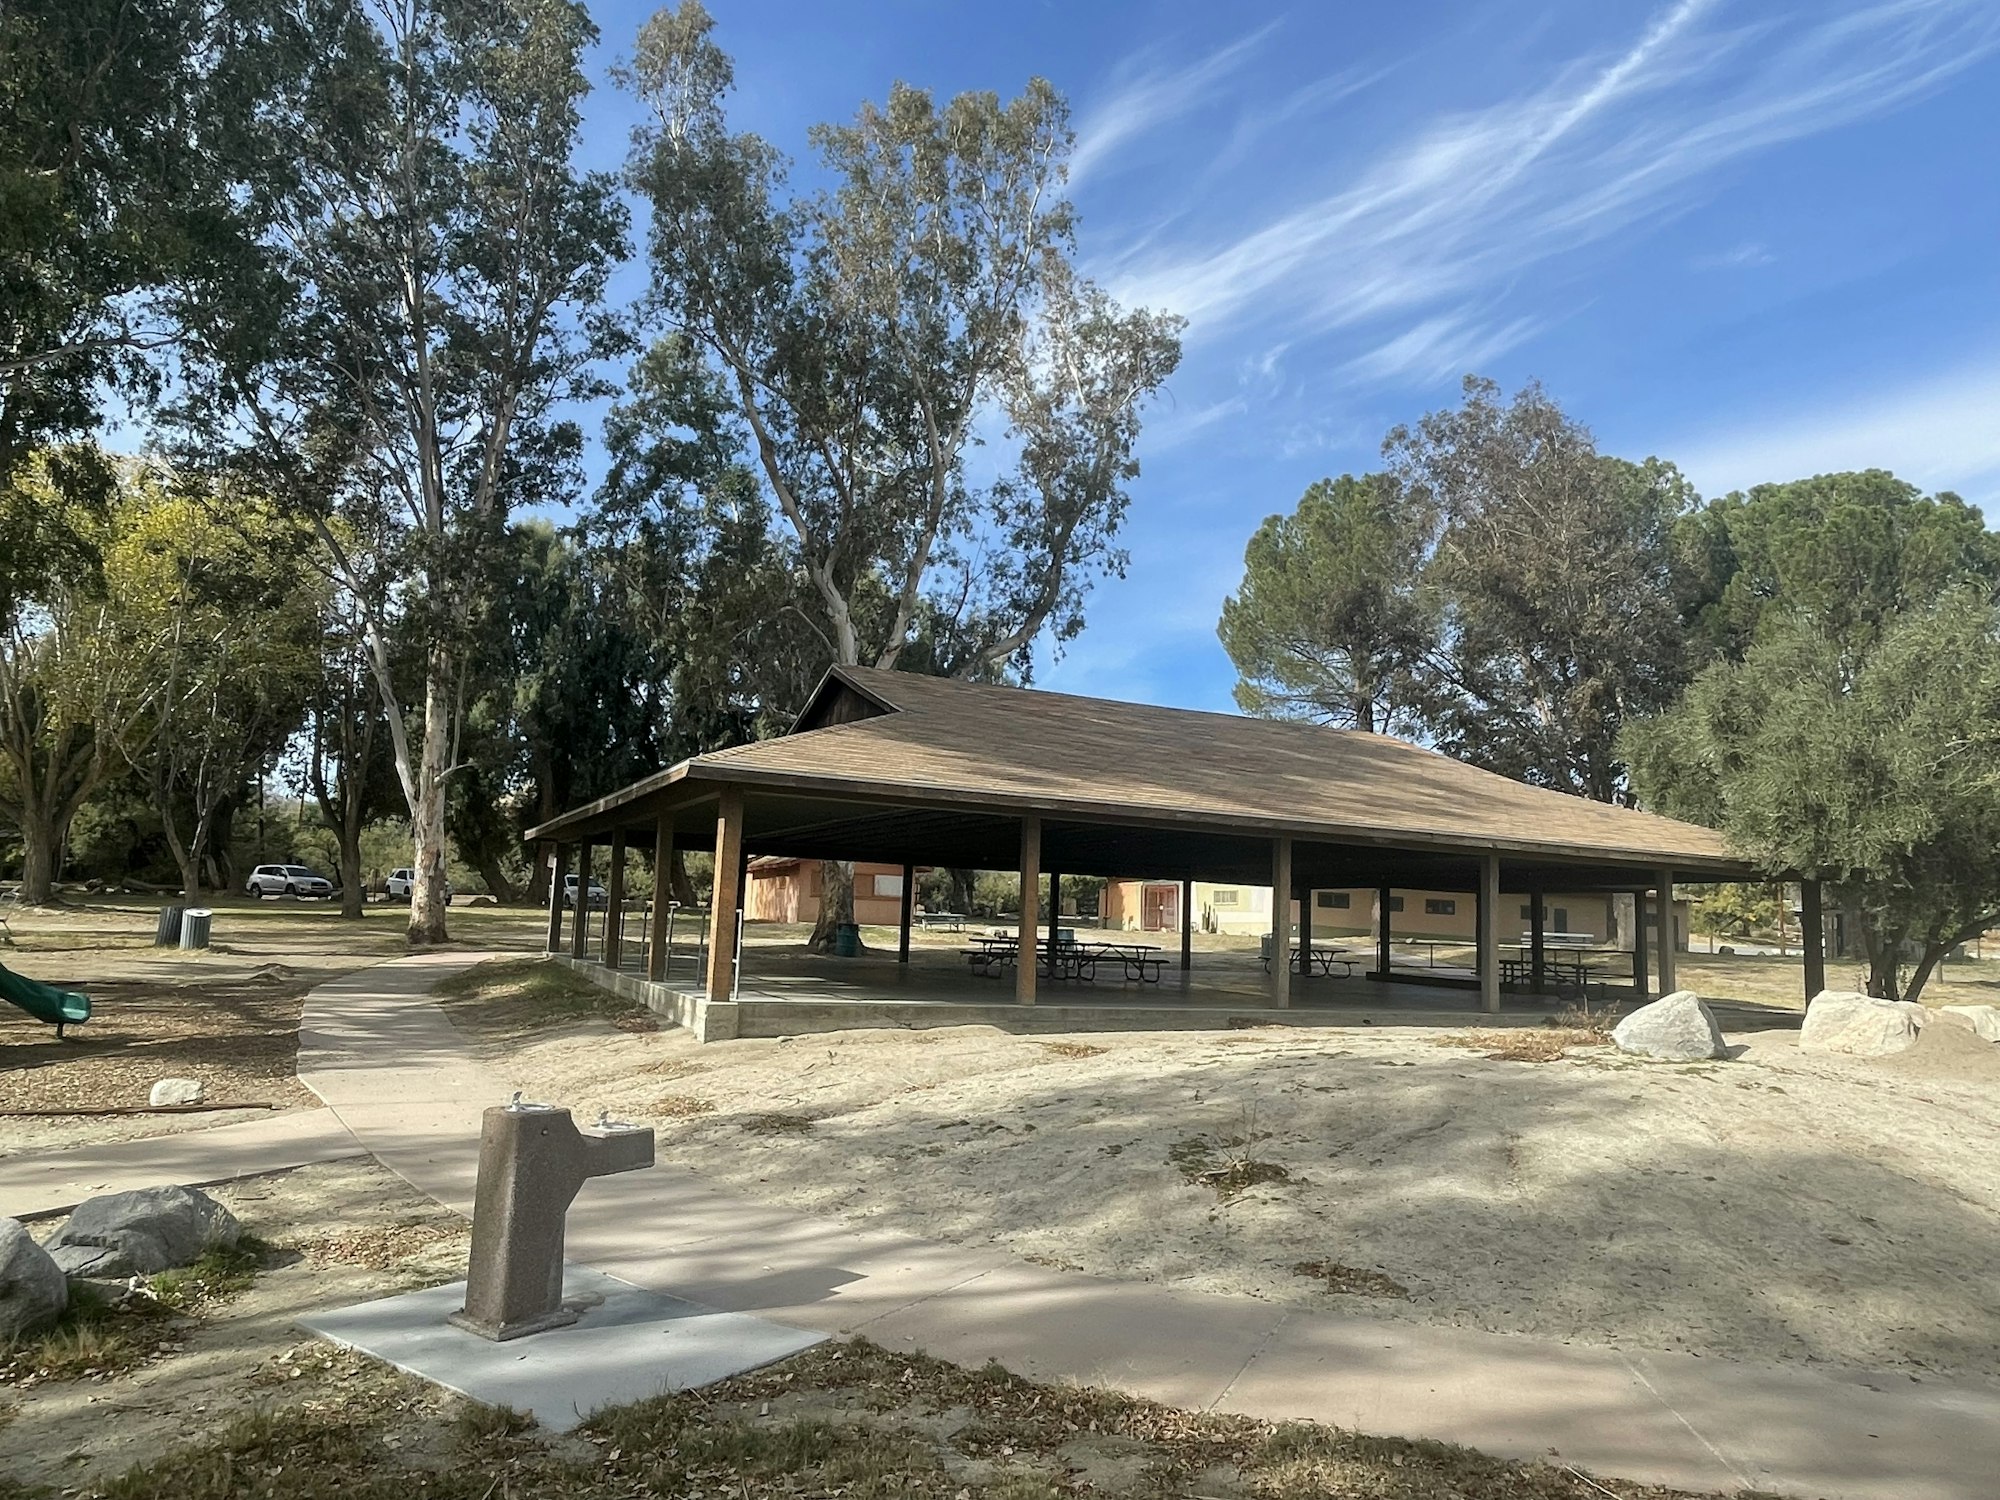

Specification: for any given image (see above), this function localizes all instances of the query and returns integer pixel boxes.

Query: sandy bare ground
[454,964,2000,1382]
[0,1157,471,1490]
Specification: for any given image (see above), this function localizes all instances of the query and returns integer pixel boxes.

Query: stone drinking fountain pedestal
[301,1094,822,1429]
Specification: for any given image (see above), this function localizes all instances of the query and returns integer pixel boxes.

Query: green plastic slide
[0,962,91,1031]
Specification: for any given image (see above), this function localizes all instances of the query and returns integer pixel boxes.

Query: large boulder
[1937,1004,2000,1043]
[0,1217,68,1342]
[41,1185,240,1279]
[1612,990,1728,1061]
[1799,990,1925,1058]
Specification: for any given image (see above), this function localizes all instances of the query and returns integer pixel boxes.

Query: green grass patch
[432,956,656,1041]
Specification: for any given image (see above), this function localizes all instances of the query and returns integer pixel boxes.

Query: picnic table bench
[918,911,968,931]
[1259,937,1359,977]
[961,935,1165,984]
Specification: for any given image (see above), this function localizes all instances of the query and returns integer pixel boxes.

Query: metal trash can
[834,921,860,957]
[179,908,213,951]
[154,905,185,947]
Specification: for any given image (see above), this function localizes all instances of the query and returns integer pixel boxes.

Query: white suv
[564,873,609,908]
[245,864,333,899]
[385,868,453,904]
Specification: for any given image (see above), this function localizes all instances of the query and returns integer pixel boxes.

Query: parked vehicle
[385,868,453,904]
[245,864,334,899]
[564,873,609,908]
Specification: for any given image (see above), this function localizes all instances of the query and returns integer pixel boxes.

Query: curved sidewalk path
[296,954,1999,1500]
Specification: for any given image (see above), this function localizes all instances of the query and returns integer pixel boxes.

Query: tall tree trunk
[337,828,365,919]
[808,859,858,951]
[17,812,57,905]
[471,849,517,904]
[408,655,453,945]
[670,848,697,908]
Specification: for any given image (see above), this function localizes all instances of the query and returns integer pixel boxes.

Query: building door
[1142,884,1180,932]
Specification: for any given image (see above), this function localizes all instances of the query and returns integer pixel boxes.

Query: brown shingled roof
[630,665,1736,871]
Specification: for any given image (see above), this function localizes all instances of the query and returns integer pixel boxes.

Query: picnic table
[961,935,1166,984]
[1259,940,1359,977]
[918,911,968,931]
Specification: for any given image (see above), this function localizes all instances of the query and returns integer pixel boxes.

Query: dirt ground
[0,1163,1737,1500]
[0,898,546,1153]
[0,1157,472,1491]
[449,957,2000,1383]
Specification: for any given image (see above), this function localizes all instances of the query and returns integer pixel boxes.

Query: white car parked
[565,873,609,908]
[385,868,453,904]
[245,864,333,899]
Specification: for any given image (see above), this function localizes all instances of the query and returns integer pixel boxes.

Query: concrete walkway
[282,953,2000,1500]
[0,1109,364,1220]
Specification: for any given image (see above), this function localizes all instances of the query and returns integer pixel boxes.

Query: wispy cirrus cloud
[1067,21,1282,187]
[1102,0,2000,376]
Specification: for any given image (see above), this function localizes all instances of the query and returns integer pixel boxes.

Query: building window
[874,874,904,899]
[1386,896,1404,913]
[1425,898,1456,916]
[1315,891,1350,909]
[1519,903,1538,921]
[1211,888,1242,909]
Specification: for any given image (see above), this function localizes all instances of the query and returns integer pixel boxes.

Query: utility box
[450,1100,654,1342]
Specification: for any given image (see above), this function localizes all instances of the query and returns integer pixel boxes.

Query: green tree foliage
[183,0,629,942]
[1628,469,2000,1004]
[619,1,1180,947]
[1384,378,1696,801]
[1627,592,2000,1004]
[101,479,325,898]
[1672,468,2000,657]
[1218,473,1432,732]
[0,452,162,902]
[0,0,282,480]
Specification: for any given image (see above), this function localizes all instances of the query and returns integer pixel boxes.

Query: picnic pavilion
[526,666,1821,1040]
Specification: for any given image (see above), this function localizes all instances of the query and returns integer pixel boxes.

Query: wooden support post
[1047,868,1062,965]
[897,862,914,964]
[1016,817,1041,1005]
[1477,853,1500,1014]
[1655,868,1676,995]
[545,844,568,954]
[1377,885,1393,979]
[1270,837,1293,1008]
[1632,891,1650,1000]
[704,789,744,999]
[1801,878,1825,1003]
[1179,878,1193,972]
[570,842,591,961]
[1529,889,1546,993]
[648,818,672,982]
[604,831,627,971]
[1296,879,1312,977]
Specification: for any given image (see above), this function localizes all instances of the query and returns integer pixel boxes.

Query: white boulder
[1936,1004,2000,1043]
[42,1185,240,1279]
[0,1218,68,1342]
[1613,990,1728,1061]
[149,1077,205,1107]
[1799,990,1925,1058]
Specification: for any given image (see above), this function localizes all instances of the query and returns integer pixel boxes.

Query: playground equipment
[449,1096,653,1341]
[0,962,91,1036]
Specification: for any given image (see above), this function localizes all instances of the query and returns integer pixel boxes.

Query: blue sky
[575,0,2000,713]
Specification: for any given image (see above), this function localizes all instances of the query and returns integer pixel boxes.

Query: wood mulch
[0,968,321,1115]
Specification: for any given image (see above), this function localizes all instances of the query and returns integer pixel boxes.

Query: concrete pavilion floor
[559,931,1663,1043]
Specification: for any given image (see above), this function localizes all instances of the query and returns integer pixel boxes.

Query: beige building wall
[1103,879,1688,950]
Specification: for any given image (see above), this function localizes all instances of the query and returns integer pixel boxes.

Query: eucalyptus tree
[182,0,628,941]
[1384,378,1696,802]
[620,1,1181,944]
[0,0,280,482]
